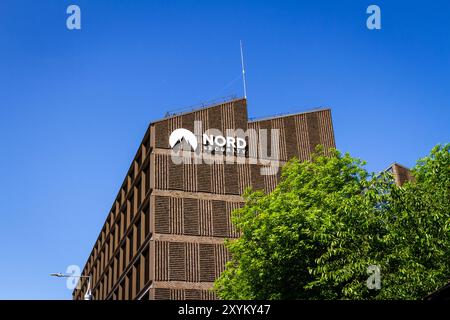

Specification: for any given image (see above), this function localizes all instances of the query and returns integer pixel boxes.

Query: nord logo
[168,121,280,176]
[169,128,198,151]
[169,128,247,154]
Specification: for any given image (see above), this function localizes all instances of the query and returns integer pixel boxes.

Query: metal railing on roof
[164,95,240,118]
[248,107,329,122]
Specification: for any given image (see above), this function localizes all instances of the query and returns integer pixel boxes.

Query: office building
[72,98,335,300]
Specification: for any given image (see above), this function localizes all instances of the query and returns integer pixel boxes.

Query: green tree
[214,144,450,299]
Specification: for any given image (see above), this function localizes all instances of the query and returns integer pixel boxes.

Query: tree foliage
[214,144,450,299]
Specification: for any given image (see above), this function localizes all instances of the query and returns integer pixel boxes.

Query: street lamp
[50,273,93,300]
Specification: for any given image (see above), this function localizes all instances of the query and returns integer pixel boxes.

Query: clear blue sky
[0,0,448,299]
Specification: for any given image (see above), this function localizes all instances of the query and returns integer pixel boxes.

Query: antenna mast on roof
[240,40,247,99]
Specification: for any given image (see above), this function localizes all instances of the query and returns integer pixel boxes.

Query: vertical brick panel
[169,159,184,190]
[197,163,211,193]
[185,289,201,300]
[154,121,168,149]
[233,99,248,130]
[199,200,213,236]
[250,164,265,191]
[226,201,242,238]
[202,290,217,300]
[317,110,336,154]
[183,162,197,192]
[185,242,199,282]
[221,103,235,133]
[247,121,259,159]
[182,113,195,134]
[214,244,229,278]
[208,105,222,131]
[199,244,215,282]
[170,289,184,300]
[264,170,278,193]
[295,114,311,161]
[211,163,225,194]
[212,200,228,237]
[183,198,199,235]
[306,112,321,153]
[169,242,186,281]
[155,196,170,234]
[155,154,169,189]
[257,120,272,160]
[155,241,169,281]
[283,116,299,161]
[224,164,239,194]
[168,116,182,133]
[271,118,286,161]
[195,109,209,131]
[154,288,170,300]
[237,163,251,194]
[169,197,183,235]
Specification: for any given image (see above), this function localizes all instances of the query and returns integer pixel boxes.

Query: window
[114,254,119,281]
[109,237,114,261]
[104,273,108,298]
[143,204,149,238]
[121,281,125,300]
[124,206,129,232]
[135,261,141,294]
[115,223,120,248]
[92,267,96,285]
[129,193,134,220]
[136,218,141,249]
[136,151,142,166]
[108,267,112,293]
[145,164,150,194]
[99,280,103,300]
[121,243,126,273]
[104,244,109,266]
[96,265,100,285]
[120,212,125,240]
[144,246,149,285]
[128,231,134,262]
[137,184,141,209]
[127,272,133,299]
[100,250,104,271]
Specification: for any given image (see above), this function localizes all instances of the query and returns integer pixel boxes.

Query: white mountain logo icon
[169,128,198,151]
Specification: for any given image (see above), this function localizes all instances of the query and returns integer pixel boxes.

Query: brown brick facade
[389,163,414,186]
[73,98,335,300]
